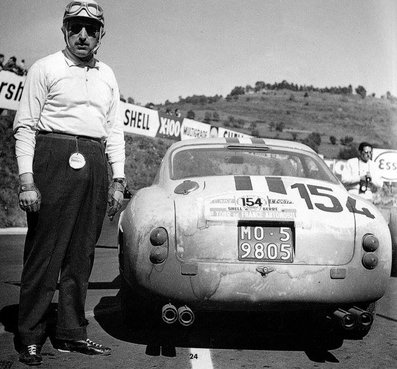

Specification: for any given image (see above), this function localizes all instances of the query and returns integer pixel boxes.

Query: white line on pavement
[190,348,214,369]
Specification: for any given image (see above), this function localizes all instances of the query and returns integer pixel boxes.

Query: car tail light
[361,234,379,270]
[362,234,379,252]
[150,227,168,246]
[362,253,378,269]
[149,227,168,264]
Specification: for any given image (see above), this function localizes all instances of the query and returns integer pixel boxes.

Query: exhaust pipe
[333,308,356,330]
[177,305,195,326]
[348,306,373,328]
[161,303,178,324]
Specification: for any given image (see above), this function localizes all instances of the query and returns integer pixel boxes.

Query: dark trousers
[18,133,108,345]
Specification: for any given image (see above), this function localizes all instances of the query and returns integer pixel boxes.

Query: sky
[1,0,397,104]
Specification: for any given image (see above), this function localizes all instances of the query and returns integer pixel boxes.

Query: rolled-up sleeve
[13,62,47,175]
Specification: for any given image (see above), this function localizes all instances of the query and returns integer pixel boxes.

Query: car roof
[169,137,316,154]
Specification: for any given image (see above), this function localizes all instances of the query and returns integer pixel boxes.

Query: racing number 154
[291,183,374,218]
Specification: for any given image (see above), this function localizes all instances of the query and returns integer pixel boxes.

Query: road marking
[189,348,213,369]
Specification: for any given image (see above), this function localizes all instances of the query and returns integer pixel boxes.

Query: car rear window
[171,146,338,183]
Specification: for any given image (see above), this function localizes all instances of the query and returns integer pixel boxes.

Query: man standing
[341,142,383,202]
[14,1,125,365]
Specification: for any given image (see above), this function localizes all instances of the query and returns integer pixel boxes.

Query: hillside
[1,90,396,227]
[162,90,397,158]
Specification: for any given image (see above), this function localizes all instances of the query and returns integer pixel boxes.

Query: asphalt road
[0,229,396,369]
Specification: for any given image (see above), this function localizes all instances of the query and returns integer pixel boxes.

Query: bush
[340,136,354,145]
[251,129,259,137]
[275,122,285,132]
[187,110,195,119]
[338,145,358,160]
[124,135,172,191]
[0,112,26,227]
[355,85,367,99]
[203,112,211,123]
[302,132,321,152]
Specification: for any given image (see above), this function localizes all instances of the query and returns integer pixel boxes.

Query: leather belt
[37,131,105,145]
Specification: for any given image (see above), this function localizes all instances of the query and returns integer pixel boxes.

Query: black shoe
[55,338,111,356]
[19,344,42,366]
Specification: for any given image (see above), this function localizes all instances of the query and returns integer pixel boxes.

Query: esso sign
[375,150,397,181]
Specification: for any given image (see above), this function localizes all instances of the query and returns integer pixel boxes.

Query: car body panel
[119,138,392,314]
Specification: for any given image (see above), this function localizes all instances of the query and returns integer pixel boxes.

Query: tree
[338,145,358,160]
[254,81,266,92]
[251,129,259,137]
[212,112,220,121]
[302,132,321,152]
[340,136,354,146]
[230,86,245,96]
[245,85,254,93]
[203,112,211,123]
[355,85,367,99]
[275,122,285,132]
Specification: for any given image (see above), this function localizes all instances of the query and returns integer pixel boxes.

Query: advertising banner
[119,101,251,141]
[325,149,397,183]
[373,148,397,182]
[2,77,394,180]
[0,71,25,110]
[121,102,159,138]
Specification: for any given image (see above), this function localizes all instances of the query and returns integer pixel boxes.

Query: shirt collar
[62,48,99,69]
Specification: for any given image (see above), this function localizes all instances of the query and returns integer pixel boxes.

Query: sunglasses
[69,23,100,37]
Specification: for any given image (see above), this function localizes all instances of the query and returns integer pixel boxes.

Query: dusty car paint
[119,138,391,335]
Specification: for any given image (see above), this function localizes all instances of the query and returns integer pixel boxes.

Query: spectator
[209,125,219,138]
[146,102,157,110]
[165,108,172,115]
[0,54,4,70]
[341,142,383,202]
[18,59,27,75]
[3,56,19,74]
[174,108,181,117]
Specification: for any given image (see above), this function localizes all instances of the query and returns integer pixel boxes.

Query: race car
[118,137,391,339]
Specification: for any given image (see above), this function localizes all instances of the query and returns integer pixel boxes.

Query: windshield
[171,145,338,184]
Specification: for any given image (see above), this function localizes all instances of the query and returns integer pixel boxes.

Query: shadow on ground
[94,276,344,363]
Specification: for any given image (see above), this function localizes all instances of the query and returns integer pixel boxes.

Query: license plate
[238,226,294,262]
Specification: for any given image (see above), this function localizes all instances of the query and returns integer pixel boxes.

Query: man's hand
[107,178,126,220]
[19,183,41,212]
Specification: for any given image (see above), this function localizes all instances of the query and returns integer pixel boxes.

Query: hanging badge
[69,152,86,169]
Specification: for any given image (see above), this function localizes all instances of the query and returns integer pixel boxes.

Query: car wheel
[389,207,397,277]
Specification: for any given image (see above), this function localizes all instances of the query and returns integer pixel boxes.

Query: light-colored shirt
[13,50,125,178]
[341,157,383,201]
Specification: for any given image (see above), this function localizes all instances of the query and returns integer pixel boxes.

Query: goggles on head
[64,1,104,26]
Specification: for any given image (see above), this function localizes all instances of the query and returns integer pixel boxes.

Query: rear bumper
[121,258,390,311]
